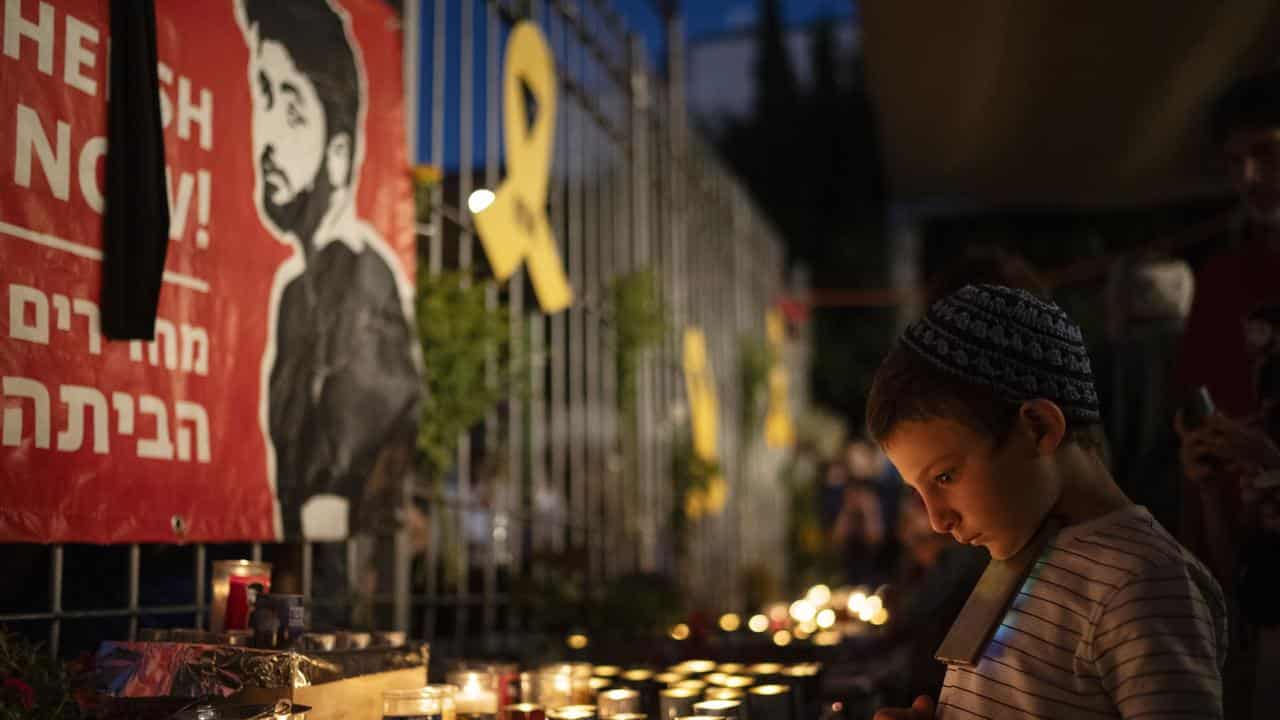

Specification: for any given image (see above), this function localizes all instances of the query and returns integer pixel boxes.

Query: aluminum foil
[96,641,427,698]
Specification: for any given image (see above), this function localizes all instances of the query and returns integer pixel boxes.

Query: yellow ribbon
[683,327,719,463]
[683,326,726,517]
[472,22,572,313]
[763,308,795,448]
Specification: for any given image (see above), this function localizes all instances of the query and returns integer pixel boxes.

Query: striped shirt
[937,505,1228,720]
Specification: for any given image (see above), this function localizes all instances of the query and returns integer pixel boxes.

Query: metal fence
[0,0,797,659]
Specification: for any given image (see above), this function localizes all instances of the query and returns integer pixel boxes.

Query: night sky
[614,0,854,60]
[412,0,854,167]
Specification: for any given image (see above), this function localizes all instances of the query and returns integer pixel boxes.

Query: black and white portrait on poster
[237,0,420,539]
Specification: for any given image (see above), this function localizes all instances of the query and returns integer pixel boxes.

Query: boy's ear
[1018,399,1067,454]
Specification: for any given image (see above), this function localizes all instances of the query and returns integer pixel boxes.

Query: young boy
[867,284,1228,720]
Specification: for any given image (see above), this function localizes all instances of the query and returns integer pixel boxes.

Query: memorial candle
[659,688,699,720]
[383,685,457,720]
[703,689,743,702]
[504,704,546,720]
[691,699,742,720]
[449,669,499,720]
[746,685,791,720]
[597,688,640,719]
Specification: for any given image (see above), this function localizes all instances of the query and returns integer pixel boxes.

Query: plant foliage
[414,270,520,476]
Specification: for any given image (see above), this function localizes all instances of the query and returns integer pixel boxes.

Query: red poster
[0,0,417,543]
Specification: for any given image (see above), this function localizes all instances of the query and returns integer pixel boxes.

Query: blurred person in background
[832,470,885,587]
[924,244,1050,302]
[832,438,897,587]
[871,490,988,709]
[1098,254,1193,531]
[1175,69,1280,718]
[820,459,852,533]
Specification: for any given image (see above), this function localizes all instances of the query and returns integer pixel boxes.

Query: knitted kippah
[900,284,1101,422]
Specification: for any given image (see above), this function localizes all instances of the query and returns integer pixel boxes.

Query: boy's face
[882,415,1060,560]
[1225,127,1280,223]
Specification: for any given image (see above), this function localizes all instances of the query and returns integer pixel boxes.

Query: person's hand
[1201,413,1280,477]
[1175,410,1224,485]
[873,695,935,719]
[1237,469,1280,531]
[1258,487,1280,532]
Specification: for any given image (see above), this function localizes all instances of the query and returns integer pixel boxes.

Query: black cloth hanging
[100,0,170,339]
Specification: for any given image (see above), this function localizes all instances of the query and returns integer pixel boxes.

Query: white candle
[456,674,499,715]
[597,688,639,719]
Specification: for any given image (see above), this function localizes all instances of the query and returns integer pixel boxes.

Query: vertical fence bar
[430,0,447,273]
[732,191,747,615]
[711,158,722,612]
[405,0,422,163]
[394,496,411,632]
[482,0,501,643]
[508,264,525,629]
[455,0,475,648]
[194,544,206,629]
[423,0,447,642]
[665,12,684,585]
[651,101,669,577]
[49,545,62,657]
[397,0,423,636]
[614,98,631,575]
[529,0,545,622]
[695,156,710,609]
[686,162,699,607]
[568,1,587,562]
[727,187,742,613]
[583,18,601,585]
[707,166,719,611]
[548,3,568,559]
[346,537,359,615]
[425,488,439,640]
[529,310,546,568]
[128,544,140,640]
[639,166,654,575]
[627,33,653,571]
[301,542,314,600]
[251,542,262,563]
[721,176,735,612]
[601,148,618,582]
[460,0,475,272]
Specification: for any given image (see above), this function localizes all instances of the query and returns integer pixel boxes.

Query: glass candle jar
[448,667,500,720]
[746,685,792,720]
[504,704,546,720]
[383,685,457,720]
[535,665,575,710]
[691,699,741,720]
[597,688,640,719]
[209,559,271,633]
[674,660,716,676]
[653,673,684,688]
[672,680,706,695]
[547,706,597,720]
[659,688,699,720]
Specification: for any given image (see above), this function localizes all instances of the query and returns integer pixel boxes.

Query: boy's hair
[866,340,1104,452]
[1212,69,1280,146]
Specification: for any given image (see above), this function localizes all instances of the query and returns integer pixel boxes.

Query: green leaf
[414,270,524,477]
